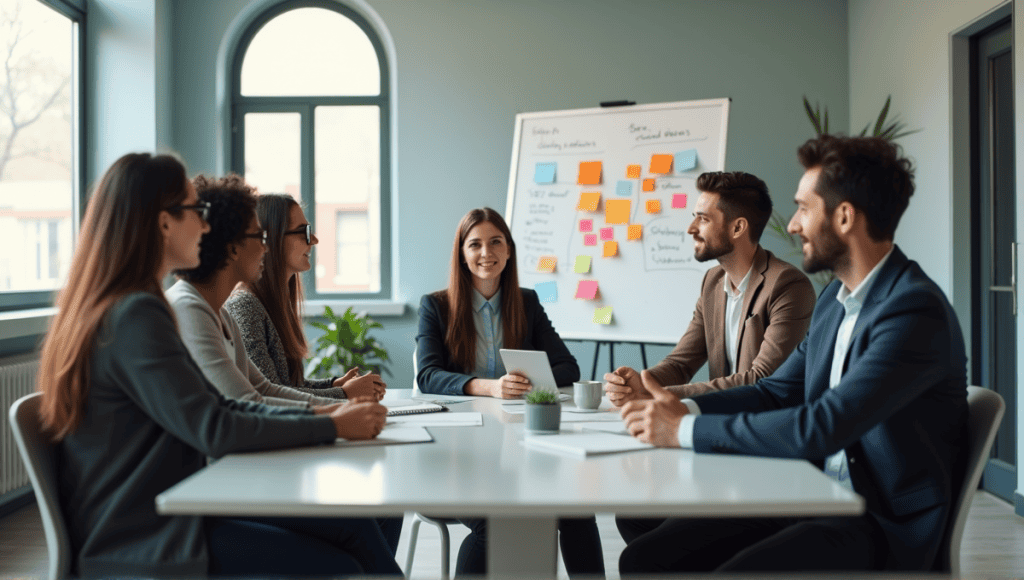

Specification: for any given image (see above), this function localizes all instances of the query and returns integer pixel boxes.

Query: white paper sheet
[411,394,477,404]
[335,426,433,446]
[523,432,653,457]
[575,421,630,435]
[387,412,483,427]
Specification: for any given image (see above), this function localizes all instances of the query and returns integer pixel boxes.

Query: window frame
[0,0,86,312]
[230,0,392,301]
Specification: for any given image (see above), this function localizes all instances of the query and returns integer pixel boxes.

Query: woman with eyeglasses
[225,194,386,402]
[167,174,356,407]
[37,153,400,577]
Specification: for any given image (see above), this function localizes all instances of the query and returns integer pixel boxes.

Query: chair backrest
[412,344,421,396]
[932,385,1005,574]
[9,392,72,580]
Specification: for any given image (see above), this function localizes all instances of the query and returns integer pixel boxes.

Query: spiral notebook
[386,402,448,417]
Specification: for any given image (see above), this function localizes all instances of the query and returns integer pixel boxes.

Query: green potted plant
[306,305,392,379]
[524,390,562,434]
[767,95,920,290]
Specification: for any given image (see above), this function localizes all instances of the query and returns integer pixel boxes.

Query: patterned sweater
[224,288,347,399]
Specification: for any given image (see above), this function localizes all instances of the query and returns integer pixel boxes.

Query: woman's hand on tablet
[490,373,532,399]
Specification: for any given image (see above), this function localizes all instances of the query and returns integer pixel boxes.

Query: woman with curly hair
[168,175,381,407]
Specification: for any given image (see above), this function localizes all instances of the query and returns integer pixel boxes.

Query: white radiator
[1,353,38,494]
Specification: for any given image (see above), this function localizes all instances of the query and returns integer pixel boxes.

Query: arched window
[232,1,391,299]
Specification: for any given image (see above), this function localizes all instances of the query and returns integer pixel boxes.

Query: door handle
[989,242,1017,316]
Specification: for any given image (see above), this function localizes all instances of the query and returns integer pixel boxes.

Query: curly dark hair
[174,174,257,284]
[798,134,915,241]
[695,171,773,243]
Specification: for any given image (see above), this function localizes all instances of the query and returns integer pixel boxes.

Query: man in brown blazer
[605,171,816,404]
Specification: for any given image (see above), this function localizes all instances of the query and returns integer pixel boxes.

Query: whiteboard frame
[504,98,730,344]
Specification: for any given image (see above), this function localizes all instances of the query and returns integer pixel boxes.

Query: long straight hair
[38,153,189,442]
[249,194,307,385]
[442,208,526,373]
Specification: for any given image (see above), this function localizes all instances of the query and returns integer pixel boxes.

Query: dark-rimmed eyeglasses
[284,223,313,245]
[167,201,211,222]
[241,230,268,245]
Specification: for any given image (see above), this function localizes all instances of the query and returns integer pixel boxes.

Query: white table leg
[487,516,558,577]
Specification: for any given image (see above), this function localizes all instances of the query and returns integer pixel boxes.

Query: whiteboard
[505,99,730,344]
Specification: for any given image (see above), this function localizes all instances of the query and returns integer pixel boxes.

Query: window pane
[314,106,380,293]
[241,7,380,97]
[244,112,300,198]
[0,0,74,293]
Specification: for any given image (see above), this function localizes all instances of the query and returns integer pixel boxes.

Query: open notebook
[385,402,448,417]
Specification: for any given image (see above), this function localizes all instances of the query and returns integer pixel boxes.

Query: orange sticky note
[577,191,601,212]
[626,164,642,178]
[536,256,557,273]
[642,178,656,192]
[646,199,661,214]
[649,154,673,174]
[605,199,630,224]
[627,224,642,240]
[603,241,618,257]
[578,161,603,185]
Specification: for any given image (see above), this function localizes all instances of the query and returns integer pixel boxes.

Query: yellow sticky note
[577,191,601,212]
[578,161,603,185]
[642,178,656,192]
[646,199,661,214]
[649,154,673,174]
[536,256,557,273]
[627,224,642,240]
[603,241,618,257]
[605,199,630,224]
[574,255,591,274]
[593,306,613,325]
[626,164,642,178]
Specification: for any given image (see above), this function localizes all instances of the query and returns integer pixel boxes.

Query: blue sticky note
[616,180,633,197]
[534,281,558,303]
[535,162,557,184]
[675,149,698,172]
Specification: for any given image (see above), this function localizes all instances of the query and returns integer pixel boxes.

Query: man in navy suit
[619,134,968,573]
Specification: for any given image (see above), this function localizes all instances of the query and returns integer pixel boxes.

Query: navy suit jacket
[690,247,968,571]
[416,288,580,395]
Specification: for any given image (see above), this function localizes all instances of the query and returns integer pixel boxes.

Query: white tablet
[498,348,559,393]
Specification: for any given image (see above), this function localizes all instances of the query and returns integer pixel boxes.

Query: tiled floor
[1,491,1022,578]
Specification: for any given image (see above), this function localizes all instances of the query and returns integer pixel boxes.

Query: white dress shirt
[723,265,754,375]
[677,249,895,460]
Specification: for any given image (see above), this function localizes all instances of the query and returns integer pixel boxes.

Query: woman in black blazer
[414,207,603,577]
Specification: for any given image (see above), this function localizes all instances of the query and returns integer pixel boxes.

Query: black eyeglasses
[284,223,313,245]
[241,230,268,245]
[167,201,211,222]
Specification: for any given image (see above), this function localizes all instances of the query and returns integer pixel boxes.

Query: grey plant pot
[525,402,561,434]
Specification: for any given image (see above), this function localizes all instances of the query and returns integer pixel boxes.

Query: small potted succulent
[524,390,562,434]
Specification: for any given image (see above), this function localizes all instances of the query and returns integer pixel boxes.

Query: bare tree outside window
[0,0,75,295]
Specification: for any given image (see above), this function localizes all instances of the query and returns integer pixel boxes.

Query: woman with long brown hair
[37,153,400,577]
[414,207,603,577]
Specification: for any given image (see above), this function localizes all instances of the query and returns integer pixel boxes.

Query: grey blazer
[224,288,346,397]
[56,292,337,577]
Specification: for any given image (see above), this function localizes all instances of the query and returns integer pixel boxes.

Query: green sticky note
[574,255,591,274]
[593,306,613,325]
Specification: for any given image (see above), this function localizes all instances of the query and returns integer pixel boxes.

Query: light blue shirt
[677,248,896,477]
[471,289,506,379]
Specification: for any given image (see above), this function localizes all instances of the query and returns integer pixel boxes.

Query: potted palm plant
[306,305,392,379]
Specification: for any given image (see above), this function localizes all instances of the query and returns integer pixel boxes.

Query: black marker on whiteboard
[600,100,636,107]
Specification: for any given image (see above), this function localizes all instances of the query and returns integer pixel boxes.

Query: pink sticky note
[583,234,597,246]
[579,219,593,232]
[575,280,599,300]
[599,227,614,241]
[672,194,688,209]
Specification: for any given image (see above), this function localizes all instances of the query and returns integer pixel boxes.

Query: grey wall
[170,0,849,389]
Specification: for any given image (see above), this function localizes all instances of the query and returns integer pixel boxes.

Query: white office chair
[405,344,459,578]
[9,392,72,580]
[931,385,1005,575]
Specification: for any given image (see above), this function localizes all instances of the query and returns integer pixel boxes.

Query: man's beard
[802,220,849,274]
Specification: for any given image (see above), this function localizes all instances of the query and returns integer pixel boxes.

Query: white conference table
[156,389,863,576]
